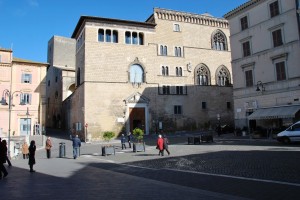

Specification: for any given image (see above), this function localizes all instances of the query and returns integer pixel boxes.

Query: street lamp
[256,81,265,92]
[0,89,25,158]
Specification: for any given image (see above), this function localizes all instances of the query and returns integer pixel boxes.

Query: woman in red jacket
[156,134,164,156]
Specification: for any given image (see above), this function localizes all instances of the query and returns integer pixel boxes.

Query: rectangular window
[276,61,286,81]
[270,1,280,18]
[112,30,118,43]
[174,105,182,114]
[240,16,248,30]
[176,86,183,95]
[21,93,32,105]
[272,29,283,47]
[174,24,180,32]
[0,55,2,62]
[245,70,253,87]
[106,30,111,42]
[242,41,251,57]
[22,73,32,83]
[98,29,104,42]
[227,102,231,109]
[132,32,138,45]
[162,86,170,94]
[202,102,206,109]
[174,47,182,57]
[125,32,131,44]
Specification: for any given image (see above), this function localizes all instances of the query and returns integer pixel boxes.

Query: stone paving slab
[2,131,300,200]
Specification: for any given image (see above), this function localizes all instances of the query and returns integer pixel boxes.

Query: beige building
[0,47,48,155]
[46,36,76,129]
[51,8,234,140]
[224,0,300,135]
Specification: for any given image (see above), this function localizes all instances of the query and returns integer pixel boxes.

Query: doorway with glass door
[20,118,31,136]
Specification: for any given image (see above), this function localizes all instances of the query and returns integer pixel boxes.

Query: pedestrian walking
[1,138,12,167]
[121,134,126,149]
[45,137,52,159]
[156,134,164,156]
[28,140,36,172]
[127,131,132,148]
[163,135,170,155]
[0,139,9,179]
[21,141,29,159]
[72,135,81,159]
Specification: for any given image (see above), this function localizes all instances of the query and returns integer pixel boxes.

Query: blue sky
[0,0,248,63]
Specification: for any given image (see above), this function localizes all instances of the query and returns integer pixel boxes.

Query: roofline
[13,57,49,66]
[224,0,262,19]
[71,16,156,38]
[0,47,12,52]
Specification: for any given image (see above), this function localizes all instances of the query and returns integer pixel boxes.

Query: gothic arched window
[195,64,210,85]
[212,30,228,51]
[216,66,231,86]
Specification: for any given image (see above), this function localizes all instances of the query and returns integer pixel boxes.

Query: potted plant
[132,128,145,152]
[101,131,116,156]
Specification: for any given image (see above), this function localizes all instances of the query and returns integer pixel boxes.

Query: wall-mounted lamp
[256,81,265,92]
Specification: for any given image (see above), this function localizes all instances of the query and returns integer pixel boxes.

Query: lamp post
[1,89,25,158]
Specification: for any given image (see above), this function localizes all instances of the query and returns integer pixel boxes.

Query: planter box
[188,135,213,144]
[102,146,115,156]
[133,142,145,152]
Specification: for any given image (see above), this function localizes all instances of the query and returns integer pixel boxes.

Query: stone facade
[46,36,76,129]
[55,8,234,140]
[225,0,300,132]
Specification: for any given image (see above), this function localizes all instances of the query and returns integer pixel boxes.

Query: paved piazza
[1,132,300,200]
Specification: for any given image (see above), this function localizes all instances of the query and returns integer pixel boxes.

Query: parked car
[277,121,300,144]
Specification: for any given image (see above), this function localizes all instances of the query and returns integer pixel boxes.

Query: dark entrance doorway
[129,107,145,133]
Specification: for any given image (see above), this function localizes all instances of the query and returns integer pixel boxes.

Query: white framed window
[268,23,284,48]
[269,0,280,18]
[161,66,169,76]
[159,45,168,56]
[176,67,183,76]
[240,15,249,31]
[174,24,181,32]
[174,46,182,57]
[22,73,32,84]
[241,62,255,88]
[21,93,32,105]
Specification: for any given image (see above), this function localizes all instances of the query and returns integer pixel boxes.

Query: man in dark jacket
[0,139,9,178]
[72,135,81,159]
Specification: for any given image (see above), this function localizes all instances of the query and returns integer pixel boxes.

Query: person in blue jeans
[72,135,81,159]
[121,134,126,149]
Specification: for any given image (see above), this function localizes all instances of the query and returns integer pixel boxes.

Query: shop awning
[248,105,300,120]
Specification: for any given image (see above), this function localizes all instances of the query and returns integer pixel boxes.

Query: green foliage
[102,131,115,142]
[132,128,144,142]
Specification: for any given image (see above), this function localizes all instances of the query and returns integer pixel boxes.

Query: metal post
[1,89,25,158]
[8,93,12,158]
[26,107,29,135]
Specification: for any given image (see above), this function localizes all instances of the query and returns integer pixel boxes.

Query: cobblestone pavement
[1,130,300,200]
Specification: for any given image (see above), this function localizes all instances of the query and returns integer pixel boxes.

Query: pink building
[0,48,48,142]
